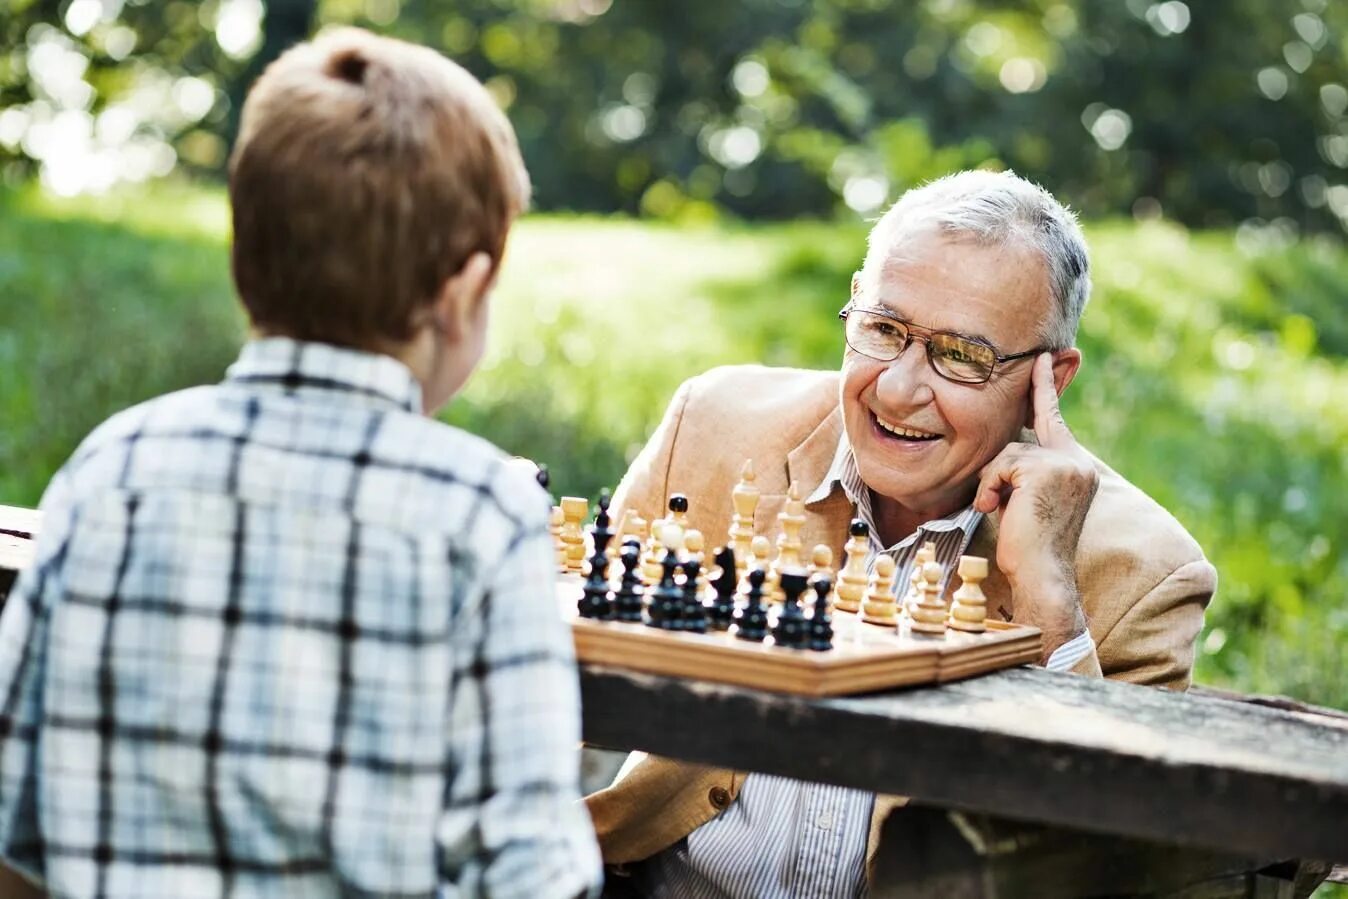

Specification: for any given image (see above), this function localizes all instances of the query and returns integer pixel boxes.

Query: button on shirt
[641,437,1094,899]
[0,338,601,899]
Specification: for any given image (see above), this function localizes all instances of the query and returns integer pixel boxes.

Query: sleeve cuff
[1045,629,1095,672]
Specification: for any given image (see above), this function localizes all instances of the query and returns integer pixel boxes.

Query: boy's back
[0,27,600,899]
[0,338,598,897]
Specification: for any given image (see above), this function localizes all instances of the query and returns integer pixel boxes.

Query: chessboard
[560,575,1041,697]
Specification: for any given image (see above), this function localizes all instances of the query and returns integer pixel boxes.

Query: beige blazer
[585,365,1217,869]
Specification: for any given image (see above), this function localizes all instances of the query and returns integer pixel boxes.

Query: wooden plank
[579,664,1348,862]
[0,505,40,539]
[868,805,1299,899]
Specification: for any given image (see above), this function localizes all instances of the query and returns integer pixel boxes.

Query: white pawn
[948,555,989,633]
[910,560,948,636]
[560,496,589,575]
[642,517,668,585]
[861,555,898,626]
[904,541,937,615]
[835,521,870,613]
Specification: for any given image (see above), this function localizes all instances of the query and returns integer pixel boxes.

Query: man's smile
[870,411,943,442]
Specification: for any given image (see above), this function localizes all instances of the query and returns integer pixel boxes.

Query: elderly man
[585,170,1216,897]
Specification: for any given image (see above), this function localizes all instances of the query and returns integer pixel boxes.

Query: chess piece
[641,517,668,585]
[735,568,769,642]
[617,508,647,559]
[646,537,683,630]
[772,569,809,649]
[728,460,760,583]
[807,545,834,587]
[905,541,938,615]
[549,505,567,571]
[681,559,707,633]
[708,546,737,630]
[668,493,690,530]
[770,482,806,600]
[613,545,645,622]
[910,560,949,636]
[560,496,589,575]
[750,534,780,602]
[807,576,834,652]
[835,519,869,613]
[948,555,989,633]
[861,554,899,626]
[589,490,616,561]
[684,529,709,596]
[534,464,550,493]
[578,545,613,619]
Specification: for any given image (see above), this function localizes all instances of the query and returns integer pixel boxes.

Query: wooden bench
[1,504,1344,896]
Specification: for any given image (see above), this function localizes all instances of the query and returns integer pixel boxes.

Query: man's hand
[973,353,1099,659]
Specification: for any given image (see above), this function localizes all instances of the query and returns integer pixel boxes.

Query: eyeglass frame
[837,301,1050,385]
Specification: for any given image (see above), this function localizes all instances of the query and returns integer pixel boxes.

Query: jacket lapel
[787,406,854,559]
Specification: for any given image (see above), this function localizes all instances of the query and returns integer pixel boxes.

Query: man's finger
[1031,352,1073,448]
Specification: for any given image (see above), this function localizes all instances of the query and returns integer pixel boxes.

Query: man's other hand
[973,353,1098,658]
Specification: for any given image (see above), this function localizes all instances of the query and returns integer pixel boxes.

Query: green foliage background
[1,181,1344,714]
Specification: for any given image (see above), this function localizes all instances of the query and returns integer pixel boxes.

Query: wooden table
[582,663,1348,897]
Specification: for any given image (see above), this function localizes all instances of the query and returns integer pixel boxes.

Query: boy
[0,28,601,898]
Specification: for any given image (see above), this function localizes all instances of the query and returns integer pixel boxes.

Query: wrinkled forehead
[860,227,1054,341]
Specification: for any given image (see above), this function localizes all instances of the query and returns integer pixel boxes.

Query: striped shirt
[640,436,1093,899]
[0,338,602,899]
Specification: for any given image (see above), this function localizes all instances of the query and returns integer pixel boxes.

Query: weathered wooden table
[582,663,1348,897]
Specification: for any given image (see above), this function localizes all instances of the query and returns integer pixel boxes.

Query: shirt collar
[225,337,423,414]
[804,430,983,553]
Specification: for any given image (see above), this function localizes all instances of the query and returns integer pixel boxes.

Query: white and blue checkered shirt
[640,437,1094,899]
[0,338,601,899]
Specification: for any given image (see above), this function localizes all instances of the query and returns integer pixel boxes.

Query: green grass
[2,180,1346,713]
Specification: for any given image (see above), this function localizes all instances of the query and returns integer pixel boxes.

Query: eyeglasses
[838,303,1046,385]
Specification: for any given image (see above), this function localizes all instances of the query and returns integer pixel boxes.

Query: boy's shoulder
[63,385,223,484]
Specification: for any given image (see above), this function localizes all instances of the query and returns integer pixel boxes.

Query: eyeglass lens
[845,309,996,383]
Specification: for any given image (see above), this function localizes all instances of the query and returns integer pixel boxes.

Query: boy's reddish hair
[229,28,530,348]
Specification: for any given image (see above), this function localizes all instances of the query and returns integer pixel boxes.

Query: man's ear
[1023,348,1082,430]
[431,251,495,339]
[1051,347,1082,396]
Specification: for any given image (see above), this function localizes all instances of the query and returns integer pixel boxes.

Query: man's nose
[875,340,936,407]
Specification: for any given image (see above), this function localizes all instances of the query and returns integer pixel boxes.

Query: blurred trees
[1,0,1346,235]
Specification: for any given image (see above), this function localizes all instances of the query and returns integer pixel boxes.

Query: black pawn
[735,568,769,642]
[681,560,707,634]
[668,493,689,520]
[534,464,551,493]
[579,551,613,619]
[807,576,834,652]
[613,546,645,623]
[708,546,737,631]
[590,489,615,559]
[646,547,683,630]
[772,570,809,650]
[849,517,869,540]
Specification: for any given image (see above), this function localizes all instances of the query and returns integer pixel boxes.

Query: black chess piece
[807,575,834,652]
[590,489,615,559]
[735,568,769,642]
[708,546,737,631]
[681,560,707,633]
[850,517,869,540]
[646,547,683,630]
[613,546,645,623]
[578,547,613,619]
[534,464,550,493]
[772,569,809,649]
[668,493,689,520]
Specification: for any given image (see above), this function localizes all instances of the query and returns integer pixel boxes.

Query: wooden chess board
[559,577,1041,697]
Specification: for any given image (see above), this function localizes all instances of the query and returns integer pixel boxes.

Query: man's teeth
[876,417,938,440]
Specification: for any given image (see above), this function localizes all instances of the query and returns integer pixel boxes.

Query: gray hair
[860,170,1091,349]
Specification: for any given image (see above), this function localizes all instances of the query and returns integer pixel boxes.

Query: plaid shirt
[0,338,601,899]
